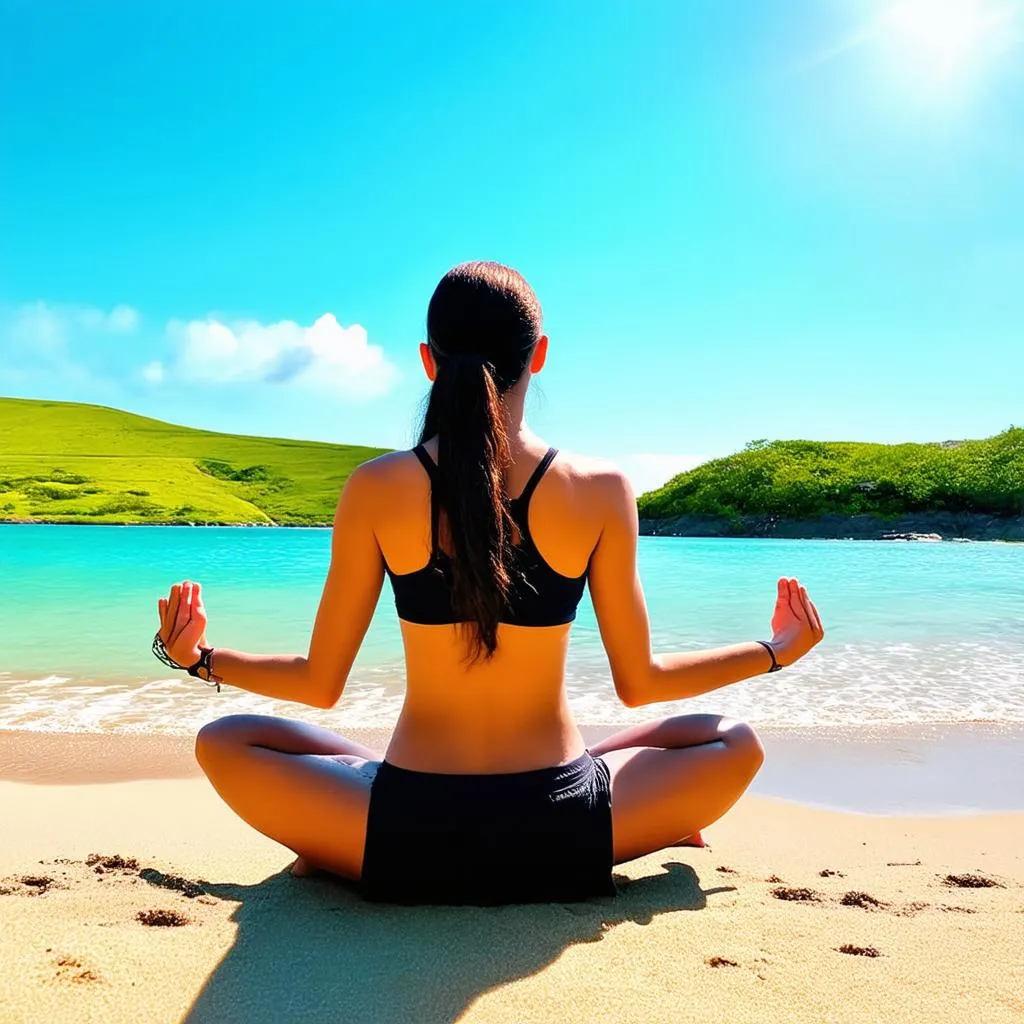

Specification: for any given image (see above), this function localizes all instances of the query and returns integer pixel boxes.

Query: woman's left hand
[157,580,210,669]
[768,577,825,667]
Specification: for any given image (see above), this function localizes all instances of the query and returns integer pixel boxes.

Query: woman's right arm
[587,468,824,708]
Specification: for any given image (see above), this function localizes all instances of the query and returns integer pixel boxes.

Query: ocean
[1,524,1022,738]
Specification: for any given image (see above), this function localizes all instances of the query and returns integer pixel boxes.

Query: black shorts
[360,751,616,906]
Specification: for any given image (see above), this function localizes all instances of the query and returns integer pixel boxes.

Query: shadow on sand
[183,860,731,1024]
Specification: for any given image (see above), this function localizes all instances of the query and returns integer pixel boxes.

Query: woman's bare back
[369,437,610,773]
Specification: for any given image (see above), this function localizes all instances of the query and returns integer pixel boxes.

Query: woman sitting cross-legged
[154,260,825,906]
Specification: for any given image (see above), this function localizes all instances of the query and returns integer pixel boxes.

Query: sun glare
[881,0,1011,78]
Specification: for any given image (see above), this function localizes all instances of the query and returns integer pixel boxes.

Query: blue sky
[2,0,1022,493]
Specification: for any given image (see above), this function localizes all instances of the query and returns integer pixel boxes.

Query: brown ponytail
[419,262,542,661]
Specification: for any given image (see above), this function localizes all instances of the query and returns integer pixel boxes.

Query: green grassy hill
[638,429,1024,521]
[0,397,390,525]
[6,397,1021,529]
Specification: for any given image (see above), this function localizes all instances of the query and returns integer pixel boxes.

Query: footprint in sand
[52,954,103,984]
[3,853,217,932]
[0,874,66,896]
[943,872,1005,889]
[894,900,930,916]
[771,886,822,902]
[87,853,139,873]
[33,854,212,899]
[837,944,881,958]
[705,956,739,968]
[137,908,190,927]
[840,891,887,910]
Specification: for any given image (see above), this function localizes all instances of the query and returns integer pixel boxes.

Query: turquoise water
[1,524,1022,736]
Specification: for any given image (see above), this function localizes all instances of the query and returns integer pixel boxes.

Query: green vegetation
[0,397,390,525]
[638,429,1024,521]
[5,397,1020,528]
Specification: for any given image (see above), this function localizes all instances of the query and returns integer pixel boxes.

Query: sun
[801,0,1020,101]
[881,0,1009,76]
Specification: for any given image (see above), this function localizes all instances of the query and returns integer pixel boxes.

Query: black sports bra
[385,445,588,627]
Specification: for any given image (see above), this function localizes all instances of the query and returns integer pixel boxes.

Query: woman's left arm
[159,463,385,708]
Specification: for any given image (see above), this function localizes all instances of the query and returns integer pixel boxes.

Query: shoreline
[0,518,331,528]
[639,511,1024,542]
[5,722,1022,816]
[5,516,1024,540]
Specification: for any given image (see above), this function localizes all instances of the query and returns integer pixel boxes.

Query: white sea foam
[2,639,1022,735]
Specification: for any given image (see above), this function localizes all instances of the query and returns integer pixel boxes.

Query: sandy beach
[1,731,1021,1024]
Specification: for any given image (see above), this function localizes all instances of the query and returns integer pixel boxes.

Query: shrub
[639,428,1024,520]
[196,460,270,482]
[90,495,160,516]
[49,470,90,484]
[26,483,79,501]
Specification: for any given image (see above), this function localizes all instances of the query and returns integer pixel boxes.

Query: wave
[2,640,1022,735]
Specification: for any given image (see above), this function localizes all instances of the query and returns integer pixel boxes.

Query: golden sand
[0,736,1021,1024]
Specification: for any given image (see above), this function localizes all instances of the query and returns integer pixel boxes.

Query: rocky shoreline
[6,512,1024,541]
[638,511,1024,542]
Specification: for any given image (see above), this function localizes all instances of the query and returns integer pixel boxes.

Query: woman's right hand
[768,577,824,667]
[157,580,210,670]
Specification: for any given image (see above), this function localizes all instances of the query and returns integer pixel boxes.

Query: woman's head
[417,261,547,662]
[422,261,545,392]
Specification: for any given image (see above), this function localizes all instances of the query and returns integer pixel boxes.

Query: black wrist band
[152,632,221,691]
[756,640,782,673]
[188,647,220,691]
[187,646,216,680]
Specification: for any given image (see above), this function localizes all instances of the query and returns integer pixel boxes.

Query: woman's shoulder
[348,447,428,479]
[338,449,432,506]
[551,449,634,493]
[538,449,636,529]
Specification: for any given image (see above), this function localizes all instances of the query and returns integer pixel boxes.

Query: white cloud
[0,301,140,395]
[616,452,710,496]
[9,301,66,353]
[107,305,140,332]
[140,360,165,384]
[10,301,141,349]
[165,313,398,398]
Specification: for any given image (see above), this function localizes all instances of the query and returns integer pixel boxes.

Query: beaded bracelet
[152,632,221,692]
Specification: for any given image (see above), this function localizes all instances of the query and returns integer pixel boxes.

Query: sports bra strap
[514,448,558,507]
[412,445,441,555]
[411,444,438,480]
[412,444,558,556]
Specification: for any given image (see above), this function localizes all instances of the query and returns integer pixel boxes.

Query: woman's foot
[290,855,320,877]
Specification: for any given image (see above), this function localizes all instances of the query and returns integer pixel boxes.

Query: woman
[155,261,824,905]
